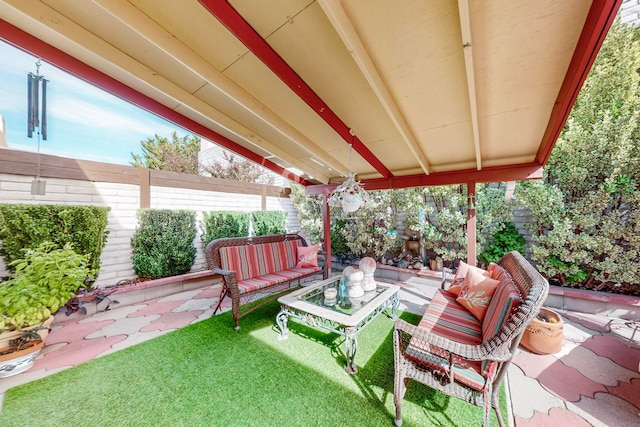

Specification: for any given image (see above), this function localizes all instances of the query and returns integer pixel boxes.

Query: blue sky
[0,40,187,165]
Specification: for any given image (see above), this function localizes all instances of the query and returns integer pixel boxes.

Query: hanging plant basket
[521,307,563,354]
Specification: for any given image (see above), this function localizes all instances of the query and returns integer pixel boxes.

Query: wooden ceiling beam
[305,163,543,194]
[95,0,348,183]
[200,0,394,179]
[318,0,431,175]
[458,0,482,171]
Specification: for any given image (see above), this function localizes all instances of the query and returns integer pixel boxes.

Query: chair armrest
[211,267,234,277]
[393,319,513,363]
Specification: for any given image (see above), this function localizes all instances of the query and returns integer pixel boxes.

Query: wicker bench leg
[212,286,228,316]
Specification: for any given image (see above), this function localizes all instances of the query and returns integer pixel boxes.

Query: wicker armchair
[393,251,549,426]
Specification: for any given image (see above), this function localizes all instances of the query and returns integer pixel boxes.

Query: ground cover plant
[0,302,507,426]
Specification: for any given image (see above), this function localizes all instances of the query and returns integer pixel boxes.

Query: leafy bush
[0,242,90,332]
[331,219,350,255]
[131,209,196,280]
[331,190,401,258]
[0,204,110,277]
[514,22,640,294]
[200,211,250,246]
[251,211,287,236]
[479,222,526,264]
[397,184,513,263]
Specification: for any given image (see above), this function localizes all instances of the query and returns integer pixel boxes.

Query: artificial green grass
[0,303,508,426]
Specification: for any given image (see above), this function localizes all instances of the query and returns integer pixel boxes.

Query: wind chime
[27,60,48,195]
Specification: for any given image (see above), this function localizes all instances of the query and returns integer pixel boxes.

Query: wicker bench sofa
[393,251,549,427]
[205,234,326,329]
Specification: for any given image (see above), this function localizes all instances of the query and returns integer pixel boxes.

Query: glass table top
[298,276,388,316]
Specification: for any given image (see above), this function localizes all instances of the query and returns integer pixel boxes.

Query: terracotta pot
[520,307,563,354]
[0,340,44,378]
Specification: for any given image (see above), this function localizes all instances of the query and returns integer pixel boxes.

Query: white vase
[359,257,377,291]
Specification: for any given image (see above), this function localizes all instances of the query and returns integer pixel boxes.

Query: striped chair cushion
[236,266,321,294]
[274,240,299,271]
[482,268,521,342]
[419,290,483,344]
[406,290,486,391]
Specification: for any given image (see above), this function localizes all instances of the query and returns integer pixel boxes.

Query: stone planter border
[53,270,221,324]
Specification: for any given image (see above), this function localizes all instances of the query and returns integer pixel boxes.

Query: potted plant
[0,242,91,377]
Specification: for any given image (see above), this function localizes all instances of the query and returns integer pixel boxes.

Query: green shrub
[331,220,349,255]
[251,211,287,236]
[200,211,250,246]
[0,242,90,332]
[0,204,110,277]
[131,209,196,279]
[479,222,526,264]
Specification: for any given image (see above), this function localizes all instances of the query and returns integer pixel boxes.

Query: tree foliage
[515,21,640,293]
[202,151,274,184]
[131,132,200,174]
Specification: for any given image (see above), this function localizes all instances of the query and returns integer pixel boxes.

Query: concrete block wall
[0,172,298,287]
[620,0,640,25]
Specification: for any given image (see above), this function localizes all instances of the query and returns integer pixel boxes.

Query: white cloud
[0,41,190,165]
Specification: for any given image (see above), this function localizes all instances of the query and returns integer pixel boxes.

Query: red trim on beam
[536,0,622,164]
[0,19,309,186]
[199,0,393,179]
[305,163,543,194]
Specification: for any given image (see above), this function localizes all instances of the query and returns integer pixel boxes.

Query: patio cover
[0,0,621,191]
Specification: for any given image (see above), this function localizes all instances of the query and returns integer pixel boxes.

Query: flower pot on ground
[0,315,54,349]
[0,336,45,378]
[520,307,564,354]
[0,242,91,375]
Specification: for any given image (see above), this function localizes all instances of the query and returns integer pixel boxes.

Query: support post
[140,168,150,208]
[323,190,332,278]
[466,182,477,266]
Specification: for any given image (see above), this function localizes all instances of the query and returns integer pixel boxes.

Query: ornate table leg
[344,327,358,374]
[391,293,399,320]
[276,308,289,340]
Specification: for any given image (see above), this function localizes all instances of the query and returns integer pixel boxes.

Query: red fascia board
[304,163,543,194]
[199,0,393,179]
[0,19,309,186]
[536,0,622,164]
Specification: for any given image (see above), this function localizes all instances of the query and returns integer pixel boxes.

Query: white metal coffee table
[276,276,399,374]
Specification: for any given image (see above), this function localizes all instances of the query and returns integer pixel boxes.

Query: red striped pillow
[482,274,521,342]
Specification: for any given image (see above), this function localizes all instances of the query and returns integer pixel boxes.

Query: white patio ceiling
[0,0,621,190]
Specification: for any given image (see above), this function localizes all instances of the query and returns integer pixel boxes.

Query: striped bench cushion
[236,266,321,294]
[219,240,302,281]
